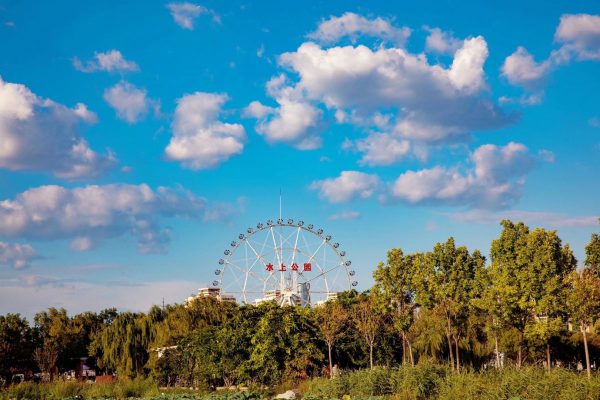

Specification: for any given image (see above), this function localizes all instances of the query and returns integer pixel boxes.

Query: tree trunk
[494,334,501,368]
[407,338,415,367]
[546,343,551,370]
[369,342,374,370]
[517,331,523,369]
[582,324,591,379]
[454,337,460,372]
[401,332,407,365]
[328,341,333,379]
[446,333,454,370]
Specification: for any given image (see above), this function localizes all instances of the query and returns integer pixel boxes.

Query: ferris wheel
[212,218,358,306]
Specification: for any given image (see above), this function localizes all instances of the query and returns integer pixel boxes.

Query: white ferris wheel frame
[212,218,358,305]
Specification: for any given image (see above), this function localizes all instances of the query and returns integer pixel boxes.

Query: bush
[302,366,600,400]
[302,364,448,400]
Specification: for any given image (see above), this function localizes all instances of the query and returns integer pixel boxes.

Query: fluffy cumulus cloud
[73,50,139,73]
[0,184,234,254]
[501,47,551,88]
[310,171,381,203]
[103,81,155,123]
[167,2,218,29]
[0,76,116,179]
[424,27,462,54]
[246,13,515,162]
[308,12,411,46]
[391,142,536,209]
[244,75,323,149]
[0,242,37,269]
[555,13,600,60]
[502,13,600,90]
[344,133,411,166]
[166,92,246,169]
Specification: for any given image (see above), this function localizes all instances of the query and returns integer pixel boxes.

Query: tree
[567,233,600,378]
[522,229,576,369]
[412,238,483,371]
[489,221,576,368]
[352,296,380,369]
[89,312,154,377]
[585,233,600,274]
[373,248,416,366]
[0,314,35,379]
[317,301,348,377]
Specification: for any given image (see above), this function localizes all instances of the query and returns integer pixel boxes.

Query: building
[185,287,236,306]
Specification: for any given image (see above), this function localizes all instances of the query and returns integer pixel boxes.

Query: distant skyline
[0,0,598,319]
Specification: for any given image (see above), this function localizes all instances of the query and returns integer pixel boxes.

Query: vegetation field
[2,366,600,400]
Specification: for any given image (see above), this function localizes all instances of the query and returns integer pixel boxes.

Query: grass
[1,367,599,400]
[302,365,600,400]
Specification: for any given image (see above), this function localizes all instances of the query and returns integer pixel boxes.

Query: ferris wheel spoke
[226,260,267,286]
[304,262,344,285]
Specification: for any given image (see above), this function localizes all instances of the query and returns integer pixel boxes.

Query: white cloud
[501,14,600,91]
[165,92,246,169]
[246,75,323,149]
[0,76,116,179]
[103,81,154,123]
[345,133,411,166]
[0,242,37,269]
[444,209,599,228]
[328,210,361,221]
[555,13,600,60]
[308,12,411,46]
[73,50,139,73]
[275,37,511,143]
[391,142,536,209]
[501,47,551,87]
[499,93,543,106]
[167,2,215,29]
[424,27,462,54]
[0,184,232,254]
[310,171,381,203]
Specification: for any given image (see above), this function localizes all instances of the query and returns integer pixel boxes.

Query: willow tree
[373,248,416,366]
[89,312,154,377]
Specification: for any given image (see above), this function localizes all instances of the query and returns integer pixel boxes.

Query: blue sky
[0,0,598,318]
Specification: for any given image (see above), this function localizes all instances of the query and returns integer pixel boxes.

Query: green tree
[373,248,416,366]
[0,314,35,379]
[489,220,576,368]
[412,238,483,371]
[317,301,348,377]
[585,232,600,274]
[352,295,380,369]
[567,232,600,378]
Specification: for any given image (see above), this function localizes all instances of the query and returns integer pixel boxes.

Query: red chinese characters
[266,263,274,272]
[279,264,286,271]
[303,263,312,272]
[291,262,299,271]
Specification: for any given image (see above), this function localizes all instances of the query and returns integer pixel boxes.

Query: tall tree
[412,238,482,371]
[352,296,380,369]
[522,229,576,369]
[317,301,348,378]
[373,248,416,366]
[0,314,35,379]
[585,232,600,274]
